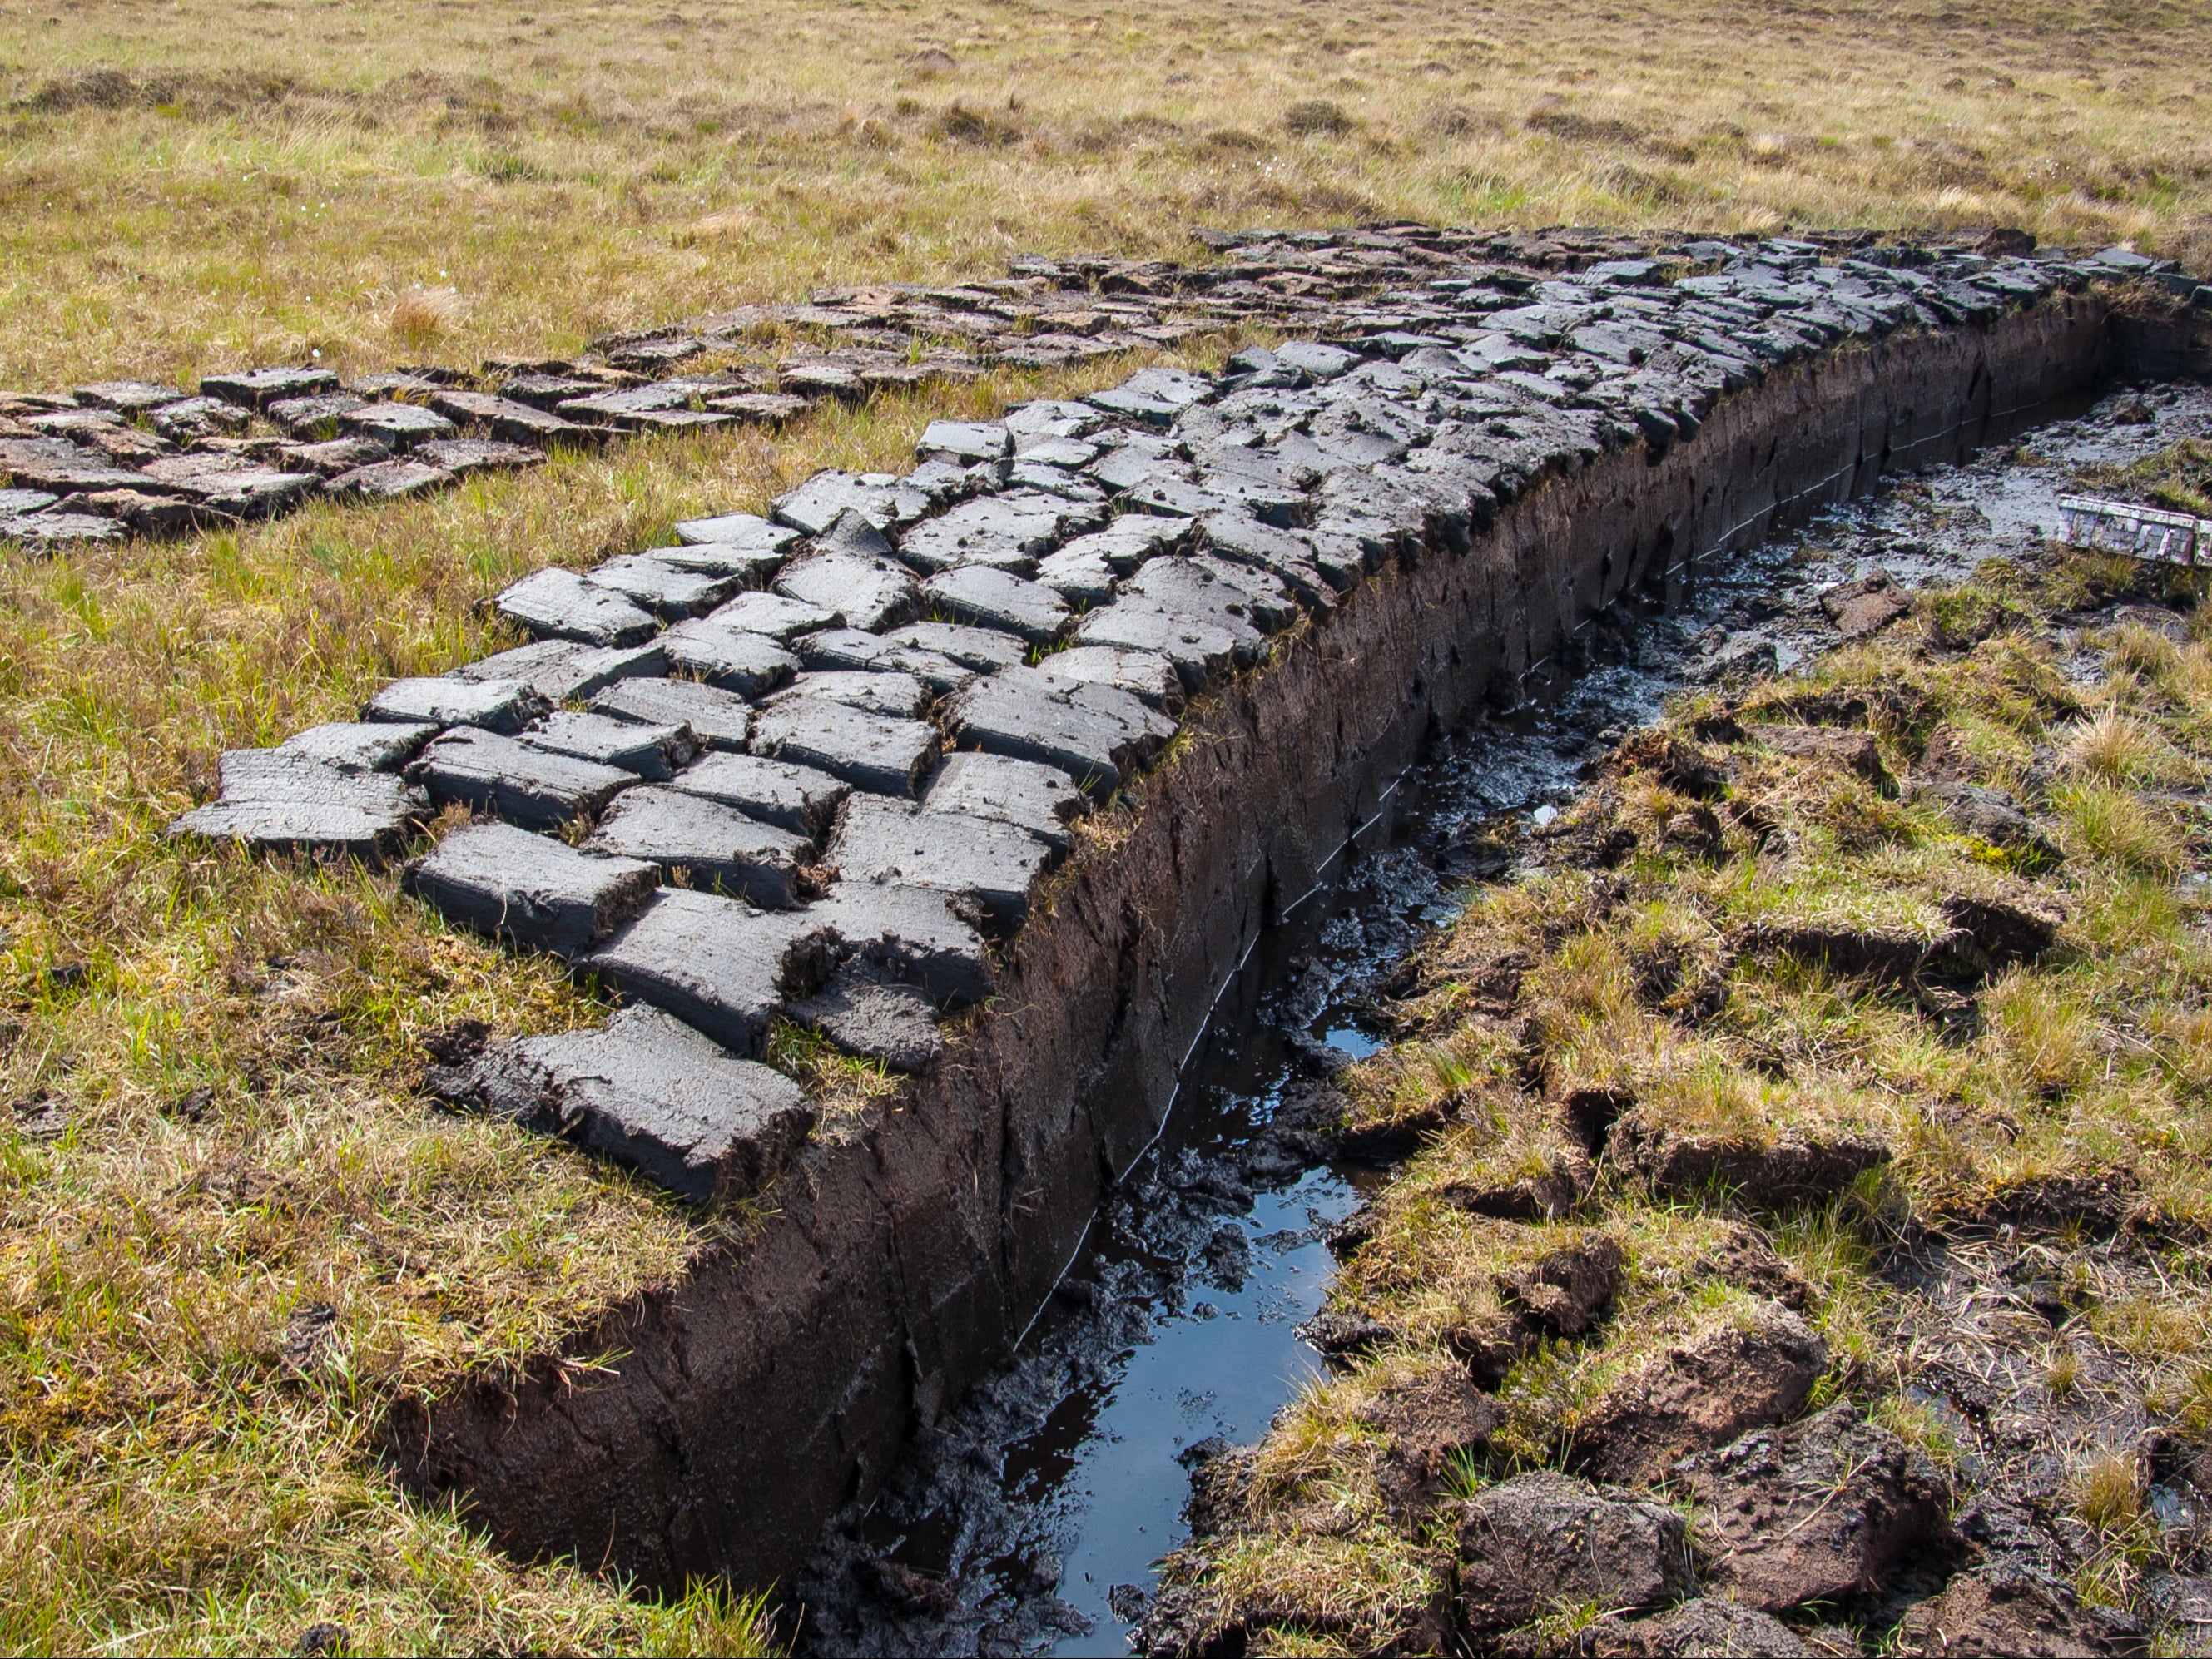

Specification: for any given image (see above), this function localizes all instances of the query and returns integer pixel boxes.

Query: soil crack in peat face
[1135,387,2212,1659]
[785,389,2212,1655]
[187,225,2202,1609]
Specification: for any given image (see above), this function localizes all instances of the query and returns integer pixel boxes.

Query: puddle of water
[1322,1026,1383,1060]
[1034,1169,1350,1655]
[792,384,2212,1657]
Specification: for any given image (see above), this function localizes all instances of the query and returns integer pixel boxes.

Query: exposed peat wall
[384,290,2125,1591]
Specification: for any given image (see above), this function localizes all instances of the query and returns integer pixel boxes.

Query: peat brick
[583,553,741,618]
[895,494,1065,574]
[1088,366,1213,425]
[321,458,455,500]
[74,379,185,413]
[495,567,662,647]
[787,965,944,1074]
[408,728,636,831]
[1070,599,1242,687]
[922,750,1086,852]
[278,436,393,478]
[706,391,810,424]
[0,510,127,547]
[364,676,547,733]
[1131,554,1299,636]
[750,700,940,798]
[670,752,849,839]
[585,887,826,1057]
[1200,510,1345,604]
[920,564,1072,644]
[279,721,438,774]
[404,820,657,956]
[1040,643,1184,710]
[672,512,803,556]
[1581,1600,1813,1658]
[591,677,756,750]
[519,710,697,780]
[454,639,667,702]
[341,402,458,448]
[0,438,174,496]
[646,539,789,585]
[698,590,839,643]
[585,785,812,909]
[829,793,1055,929]
[138,455,319,516]
[1570,1302,1829,1487]
[884,620,1027,673]
[657,618,802,696]
[1031,543,1118,605]
[148,396,250,442]
[1004,398,1103,445]
[1274,339,1360,378]
[812,878,994,1007]
[811,507,898,560]
[918,419,1011,463]
[796,627,975,696]
[424,388,592,447]
[771,470,933,536]
[170,752,427,859]
[470,1003,812,1204]
[943,664,1174,795]
[763,670,929,721]
[773,548,921,632]
[199,366,340,409]
[501,373,613,411]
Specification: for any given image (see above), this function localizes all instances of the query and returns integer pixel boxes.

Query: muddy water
[790,383,2212,1658]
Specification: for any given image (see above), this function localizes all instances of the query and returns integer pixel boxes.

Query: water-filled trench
[783,382,2210,1657]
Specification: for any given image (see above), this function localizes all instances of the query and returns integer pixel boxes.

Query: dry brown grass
[0,0,2206,388]
[388,285,464,352]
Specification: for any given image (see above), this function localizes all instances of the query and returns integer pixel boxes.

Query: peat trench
[350,259,2195,1600]
[784,382,2212,1657]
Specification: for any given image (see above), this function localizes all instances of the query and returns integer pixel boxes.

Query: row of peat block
[166,226,2183,1208]
[10,226,2203,550]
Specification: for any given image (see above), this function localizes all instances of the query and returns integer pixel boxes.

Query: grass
[0,0,2210,389]
[2075,439,2212,521]
[0,351,1196,1655]
[2078,1452,2144,1532]
[1154,529,2212,1649]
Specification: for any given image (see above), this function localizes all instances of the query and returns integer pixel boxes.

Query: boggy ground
[2,0,2205,1637]
[1143,442,2212,1656]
